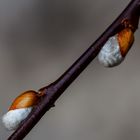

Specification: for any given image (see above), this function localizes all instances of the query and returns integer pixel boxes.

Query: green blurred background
[1,0,140,139]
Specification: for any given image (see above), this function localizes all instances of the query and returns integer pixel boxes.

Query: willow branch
[8,0,140,139]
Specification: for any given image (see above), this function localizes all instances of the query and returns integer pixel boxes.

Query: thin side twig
[8,0,140,139]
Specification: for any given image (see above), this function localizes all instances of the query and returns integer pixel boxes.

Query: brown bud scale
[117,28,134,57]
[9,90,39,110]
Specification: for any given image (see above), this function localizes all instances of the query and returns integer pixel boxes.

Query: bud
[98,28,134,67]
[2,90,39,131]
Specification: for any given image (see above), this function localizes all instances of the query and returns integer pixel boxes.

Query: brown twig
[8,0,140,139]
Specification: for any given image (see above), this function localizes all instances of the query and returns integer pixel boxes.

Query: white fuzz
[98,35,124,67]
[2,107,32,131]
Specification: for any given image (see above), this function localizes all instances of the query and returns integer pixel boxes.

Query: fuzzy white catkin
[98,35,124,67]
[2,107,32,131]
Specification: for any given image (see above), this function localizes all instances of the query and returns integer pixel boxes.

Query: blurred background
[0,0,140,139]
